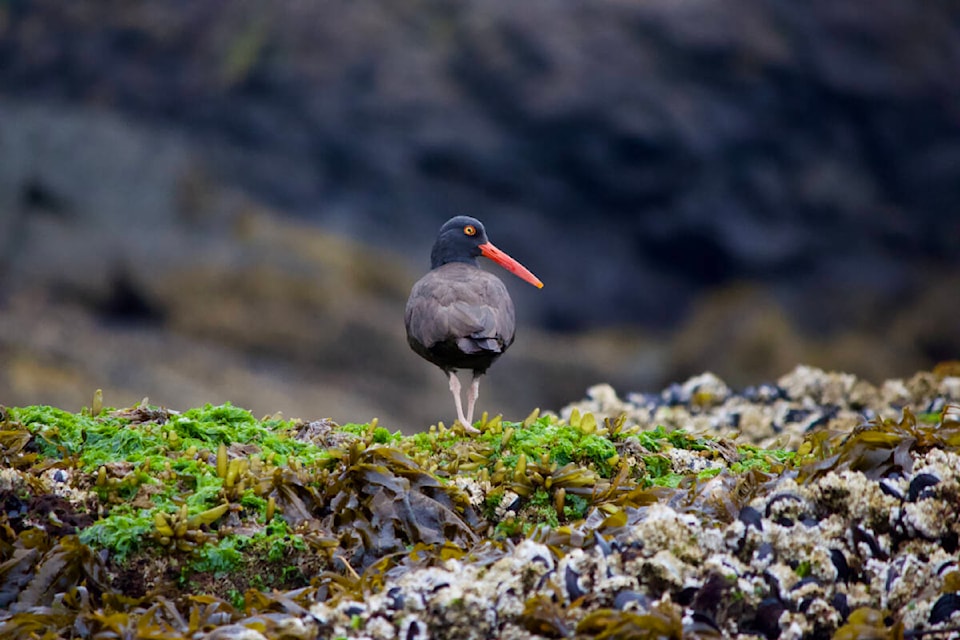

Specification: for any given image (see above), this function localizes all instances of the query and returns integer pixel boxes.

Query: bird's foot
[456,419,480,435]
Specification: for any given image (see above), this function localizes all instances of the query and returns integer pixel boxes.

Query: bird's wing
[405,264,516,353]
[449,301,503,354]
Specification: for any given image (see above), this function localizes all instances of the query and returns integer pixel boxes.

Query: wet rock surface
[1,366,960,639]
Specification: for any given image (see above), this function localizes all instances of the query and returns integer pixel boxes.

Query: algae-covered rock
[2,367,960,638]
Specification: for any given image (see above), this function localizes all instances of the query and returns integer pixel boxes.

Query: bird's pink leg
[465,376,481,428]
[448,372,479,433]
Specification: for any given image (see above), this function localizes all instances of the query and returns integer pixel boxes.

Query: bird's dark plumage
[405,216,541,431]
[405,261,515,374]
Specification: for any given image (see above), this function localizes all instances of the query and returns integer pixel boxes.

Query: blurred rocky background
[0,0,958,430]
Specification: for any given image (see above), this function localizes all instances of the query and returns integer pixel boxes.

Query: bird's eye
[463,225,477,236]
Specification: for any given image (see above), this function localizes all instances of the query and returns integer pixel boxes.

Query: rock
[2,0,960,425]
[563,365,960,448]
[0,0,957,335]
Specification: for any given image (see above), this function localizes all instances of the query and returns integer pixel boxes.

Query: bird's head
[430,216,543,288]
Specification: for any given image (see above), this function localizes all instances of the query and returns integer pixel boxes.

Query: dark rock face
[0,1,958,425]
[2,0,958,330]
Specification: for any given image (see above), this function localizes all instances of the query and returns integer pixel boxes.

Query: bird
[405,216,543,433]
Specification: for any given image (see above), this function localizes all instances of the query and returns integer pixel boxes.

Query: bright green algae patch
[13,403,331,469]
[9,403,336,564]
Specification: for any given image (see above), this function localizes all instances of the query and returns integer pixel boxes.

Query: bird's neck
[430,246,479,270]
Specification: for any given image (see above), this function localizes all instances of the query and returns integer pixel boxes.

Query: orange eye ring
[463,225,477,236]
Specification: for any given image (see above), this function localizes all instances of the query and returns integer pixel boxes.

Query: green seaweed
[797,404,960,482]
[78,511,155,562]
[494,415,618,475]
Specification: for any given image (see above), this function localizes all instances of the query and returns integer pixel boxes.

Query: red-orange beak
[479,242,544,289]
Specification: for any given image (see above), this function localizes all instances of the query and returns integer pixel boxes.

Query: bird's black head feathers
[430,216,489,269]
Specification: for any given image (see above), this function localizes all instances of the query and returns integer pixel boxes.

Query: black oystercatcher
[405,216,543,433]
